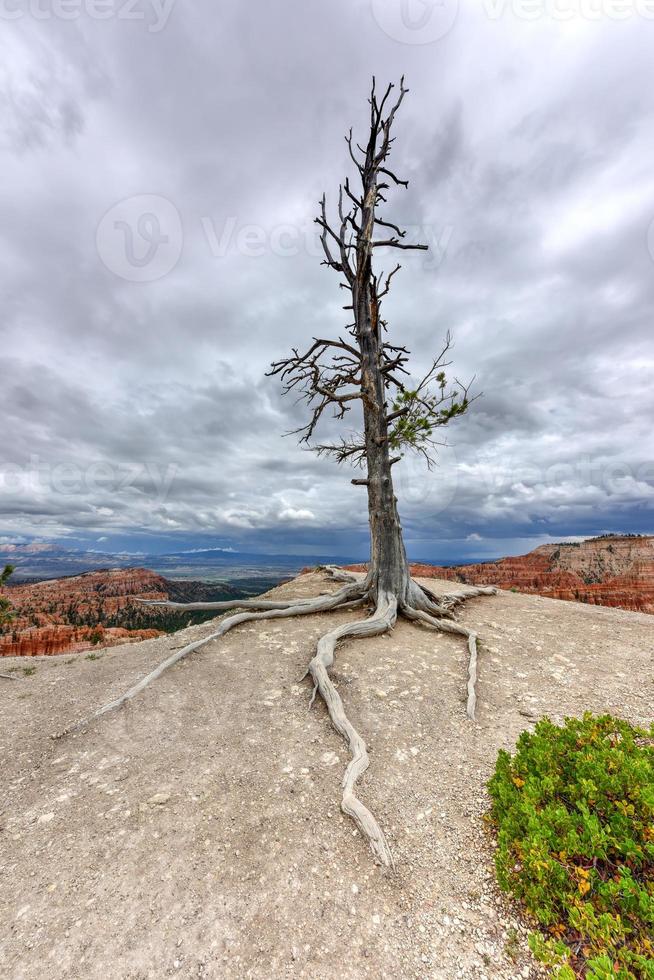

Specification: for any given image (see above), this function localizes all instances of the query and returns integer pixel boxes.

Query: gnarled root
[307,593,397,868]
[299,580,496,865]
[52,566,496,871]
[134,578,363,613]
[320,564,363,583]
[440,584,496,613]
[53,581,367,740]
[402,604,481,721]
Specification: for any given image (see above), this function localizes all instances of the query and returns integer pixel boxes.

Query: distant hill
[0,567,250,657]
[405,535,654,614]
[0,544,349,584]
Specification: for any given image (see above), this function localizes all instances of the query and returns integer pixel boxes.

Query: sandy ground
[1,571,653,980]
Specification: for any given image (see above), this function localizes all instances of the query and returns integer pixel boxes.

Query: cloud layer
[2,1,654,558]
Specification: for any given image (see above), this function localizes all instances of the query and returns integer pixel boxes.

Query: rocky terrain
[0,568,247,658]
[349,535,654,615]
[1,569,652,979]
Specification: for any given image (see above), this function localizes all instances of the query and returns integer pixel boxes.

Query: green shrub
[0,563,15,632]
[488,714,654,979]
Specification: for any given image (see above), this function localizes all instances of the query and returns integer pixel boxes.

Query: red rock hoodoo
[0,568,169,657]
[411,535,654,614]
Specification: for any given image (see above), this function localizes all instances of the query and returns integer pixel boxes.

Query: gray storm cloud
[1,1,653,557]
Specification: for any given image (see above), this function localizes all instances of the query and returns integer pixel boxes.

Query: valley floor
[1,571,652,979]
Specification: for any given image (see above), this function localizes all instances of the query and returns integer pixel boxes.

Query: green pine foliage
[0,564,15,632]
[388,376,469,454]
[488,714,654,979]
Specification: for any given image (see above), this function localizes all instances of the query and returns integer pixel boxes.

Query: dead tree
[270,77,474,605]
[56,79,495,868]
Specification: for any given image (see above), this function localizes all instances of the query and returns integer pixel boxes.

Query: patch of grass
[85,652,101,661]
[22,666,37,676]
[488,713,654,978]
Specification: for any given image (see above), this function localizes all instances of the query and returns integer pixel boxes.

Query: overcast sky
[2,0,653,560]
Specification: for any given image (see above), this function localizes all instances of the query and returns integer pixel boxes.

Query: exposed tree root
[0,672,18,680]
[52,569,496,867]
[307,592,398,868]
[441,585,496,612]
[465,631,481,722]
[402,605,481,721]
[320,564,362,583]
[53,581,366,740]
[134,577,361,614]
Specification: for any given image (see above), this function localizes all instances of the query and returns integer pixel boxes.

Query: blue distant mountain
[0,545,352,583]
[0,544,472,585]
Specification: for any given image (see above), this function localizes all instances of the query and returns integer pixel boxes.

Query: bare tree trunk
[357,282,411,603]
[355,133,412,604]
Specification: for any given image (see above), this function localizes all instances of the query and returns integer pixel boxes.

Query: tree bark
[355,164,412,604]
